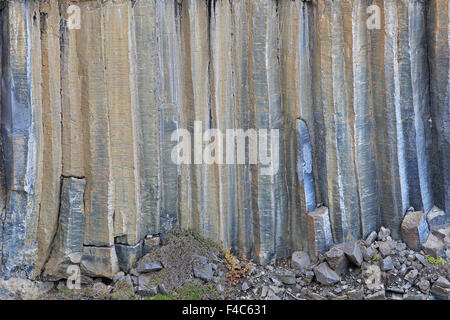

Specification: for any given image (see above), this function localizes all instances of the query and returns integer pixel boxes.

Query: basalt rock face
[0,0,448,279]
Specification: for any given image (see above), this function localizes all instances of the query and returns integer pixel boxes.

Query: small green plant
[368,253,379,264]
[426,256,445,266]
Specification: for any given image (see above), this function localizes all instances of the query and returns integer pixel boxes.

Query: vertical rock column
[77,1,115,247]
[231,0,253,256]
[248,0,288,262]
[427,0,450,223]
[103,0,142,247]
[380,0,433,237]
[157,0,182,233]
[35,0,62,275]
[352,0,379,238]
[43,177,86,280]
[210,0,238,250]
[134,0,161,236]
[0,1,43,278]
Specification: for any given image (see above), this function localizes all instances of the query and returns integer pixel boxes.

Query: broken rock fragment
[422,233,446,258]
[426,206,447,231]
[307,206,334,261]
[43,177,86,280]
[115,241,143,272]
[343,241,363,267]
[401,211,429,250]
[291,251,310,271]
[80,246,119,279]
[324,245,349,275]
[313,262,340,285]
[136,255,163,273]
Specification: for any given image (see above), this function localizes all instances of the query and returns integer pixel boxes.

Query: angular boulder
[80,246,119,279]
[313,262,340,285]
[430,276,450,300]
[343,241,363,267]
[365,231,377,246]
[136,255,163,273]
[381,256,393,271]
[378,240,394,257]
[422,233,446,258]
[115,241,143,272]
[306,206,334,261]
[325,245,349,275]
[193,263,214,282]
[377,226,391,241]
[426,206,447,231]
[401,211,429,250]
[291,251,310,271]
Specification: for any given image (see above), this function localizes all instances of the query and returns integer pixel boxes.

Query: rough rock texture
[0,0,448,278]
[401,211,430,250]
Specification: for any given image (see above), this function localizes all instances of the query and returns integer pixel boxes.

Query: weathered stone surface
[377,227,391,242]
[422,233,446,258]
[193,264,214,282]
[433,226,450,247]
[80,247,119,279]
[291,251,310,271]
[313,262,340,285]
[378,241,394,258]
[307,206,334,261]
[0,278,53,300]
[115,242,143,273]
[325,245,349,275]
[43,178,85,279]
[363,247,377,262]
[381,256,394,271]
[401,211,429,250]
[343,241,363,267]
[426,206,447,231]
[0,0,449,278]
[135,256,163,274]
[430,276,450,300]
[365,231,377,246]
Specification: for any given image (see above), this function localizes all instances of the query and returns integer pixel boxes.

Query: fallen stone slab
[426,206,447,231]
[343,241,363,267]
[363,246,377,262]
[313,262,340,285]
[431,277,450,300]
[365,231,377,246]
[291,251,310,271]
[136,256,163,273]
[193,263,214,282]
[422,233,446,258]
[378,240,394,257]
[377,226,391,242]
[433,226,450,247]
[381,256,394,271]
[80,246,119,279]
[325,245,349,275]
[307,206,334,261]
[115,241,143,272]
[401,211,429,250]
